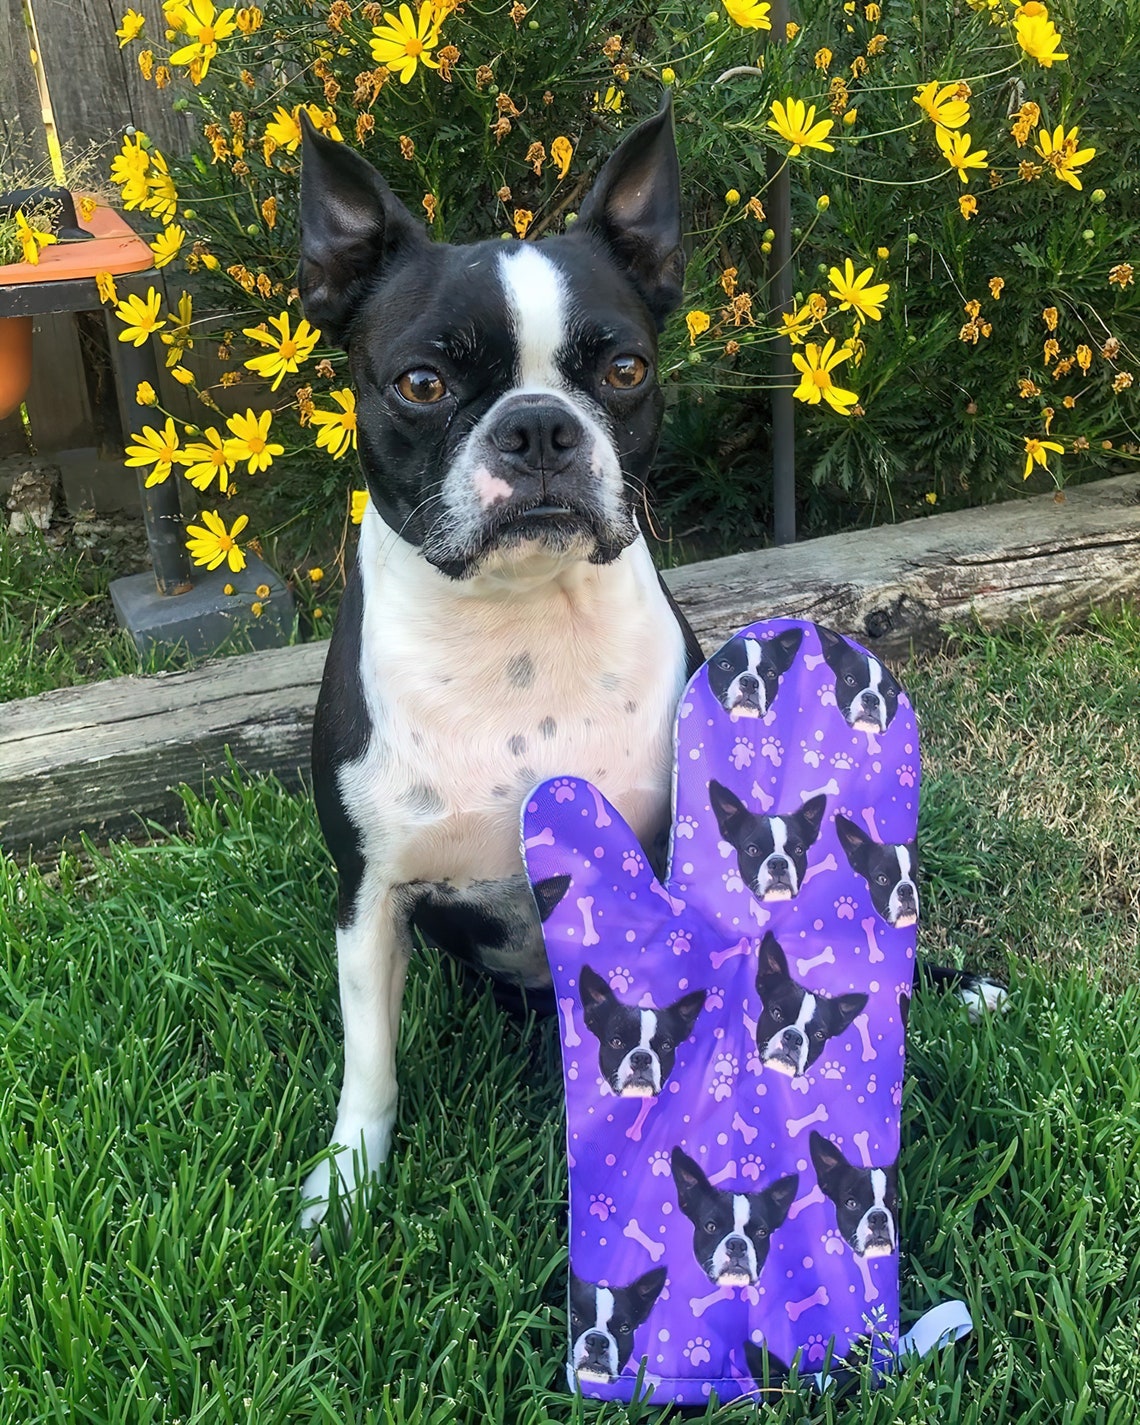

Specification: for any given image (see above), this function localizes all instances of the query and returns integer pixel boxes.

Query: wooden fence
[0,0,203,495]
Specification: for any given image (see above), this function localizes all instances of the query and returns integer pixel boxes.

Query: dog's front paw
[299,1118,394,1231]
[957,974,1011,1024]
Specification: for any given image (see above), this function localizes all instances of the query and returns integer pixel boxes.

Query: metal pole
[767,0,796,546]
[106,273,193,596]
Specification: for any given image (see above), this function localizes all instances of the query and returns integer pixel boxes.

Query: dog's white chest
[337,514,688,886]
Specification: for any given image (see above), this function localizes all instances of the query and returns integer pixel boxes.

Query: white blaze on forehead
[639,1009,658,1051]
[594,1287,615,1332]
[870,1169,888,1209]
[895,846,913,883]
[733,1195,750,1235]
[497,245,570,388]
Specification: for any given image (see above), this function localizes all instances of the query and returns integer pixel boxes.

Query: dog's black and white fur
[835,815,919,928]
[816,625,901,735]
[579,965,706,1097]
[569,1268,667,1383]
[753,932,867,1078]
[296,102,1007,1225]
[708,627,803,720]
[809,1131,897,1259]
[298,102,705,1223]
[671,1147,797,1286]
[709,780,827,903]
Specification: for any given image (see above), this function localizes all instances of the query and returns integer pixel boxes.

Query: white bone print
[786,1105,829,1137]
[577,897,599,947]
[863,916,885,964]
[558,996,581,1047]
[786,1286,829,1322]
[623,1218,666,1262]
[796,947,835,976]
[854,1014,877,1062]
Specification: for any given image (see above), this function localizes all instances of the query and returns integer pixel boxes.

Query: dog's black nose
[490,396,584,473]
[724,1236,748,1259]
[898,883,916,902]
[767,856,787,876]
[868,1210,889,1230]
[782,1027,802,1048]
[739,674,759,693]
[630,1051,653,1072]
[583,1332,610,1357]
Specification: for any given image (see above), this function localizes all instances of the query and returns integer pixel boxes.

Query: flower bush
[101,0,1139,575]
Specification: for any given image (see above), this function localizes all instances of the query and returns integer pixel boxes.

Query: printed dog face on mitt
[671,1147,797,1286]
[753,932,867,1079]
[835,815,920,928]
[708,627,803,721]
[579,965,707,1097]
[810,1131,898,1259]
[816,625,901,734]
[569,1268,667,1383]
[709,780,827,902]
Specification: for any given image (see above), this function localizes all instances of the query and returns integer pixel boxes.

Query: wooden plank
[4,473,1140,851]
[24,311,96,451]
[0,0,47,165]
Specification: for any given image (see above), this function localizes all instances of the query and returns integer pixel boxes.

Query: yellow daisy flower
[369,2,442,84]
[550,136,573,180]
[768,98,835,156]
[95,271,118,304]
[180,427,237,491]
[140,152,178,224]
[912,81,970,129]
[351,489,370,524]
[310,389,358,459]
[226,408,284,474]
[161,290,194,368]
[791,338,859,415]
[135,381,158,405]
[242,312,321,390]
[685,310,711,345]
[116,8,145,44]
[110,134,150,209]
[1034,124,1095,191]
[264,105,303,154]
[1023,435,1063,479]
[827,259,890,323]
[722,0,771,28]
[149,224,185,268]
[936,126,988,183]
[777,300,819,346]
[125,418,181,486]
[1014,2,1067,67]
[186,509,249,572]
[15,210,58,266]
[169,0,238,82]
[115,288,166,346]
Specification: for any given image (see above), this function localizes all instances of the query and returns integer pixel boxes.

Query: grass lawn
[2,610,1140,1423]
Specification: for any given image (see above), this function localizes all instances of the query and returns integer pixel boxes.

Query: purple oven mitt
[522,619,967,1406]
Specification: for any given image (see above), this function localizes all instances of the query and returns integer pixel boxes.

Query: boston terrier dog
[569,1268,667,1384]
[707,627,804,720]
[579,965,707,1097]
[753,931,867,1078]
[670,1147,797,1286]
[816,624,901,734]
[297,101,705,1224]
[809,1131,898,1259]
[835,814,919,928]
[708,779,827,902]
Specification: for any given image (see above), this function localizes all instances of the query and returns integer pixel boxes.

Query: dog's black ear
[815,624,847,661]
[768,627,804,673]
[830,991,869,1032]
[532,873,572,923]
[809,1130,846,1186]
[298,114,426,346]
[898,990,911,1028]
[763,1172,799,1225]
[628,1267,668,1320]
[834,814,871,861]
[756,931,789,989]
[578,966,615,1025]
[708,779,748,841]
[797,794,828,841]
[670,1146,709,1212]
[667,988,708,1036]
[574,96,684,327]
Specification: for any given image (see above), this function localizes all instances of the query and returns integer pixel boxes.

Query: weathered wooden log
[3,473,1139,851]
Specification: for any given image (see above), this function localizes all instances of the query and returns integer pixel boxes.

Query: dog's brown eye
[396,368,446,404]
[604,354,648,389]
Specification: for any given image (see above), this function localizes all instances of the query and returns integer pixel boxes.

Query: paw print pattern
[805,1333,828,1364]
[649,1150,672,1177]
[723,868,745,895]
[552,778,576,804]
[711,1053,738,1101]
[705,985,725,1010]
[730,737,755,770]
[823,1229,846,1256]
[668,929,692,955]
[831,751,854,770]
[608,966,633,994]
[899,764,916,788]
[760,736,783,766]
[835,895,857,921]
[675,814,698,841]
[891,1080,903,1108]
[740,1154,765,1181]
[801,741,824,769]
[683,1338,712,1368]
[589,1193,616,1221]
[622,849,643,874]
[821,1060,844,1082]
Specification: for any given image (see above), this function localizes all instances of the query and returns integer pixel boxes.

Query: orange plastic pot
[0,315,33,419]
